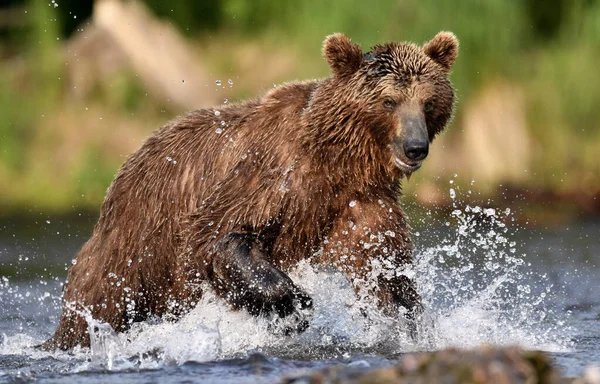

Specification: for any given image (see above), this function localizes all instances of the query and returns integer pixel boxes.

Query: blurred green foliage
[1,0,62,179]
[0,0,599,214]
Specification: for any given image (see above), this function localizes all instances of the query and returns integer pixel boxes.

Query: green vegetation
[0,0,599,217]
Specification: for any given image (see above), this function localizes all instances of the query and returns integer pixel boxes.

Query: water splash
[414,203,570,352]
[0,195,573,372]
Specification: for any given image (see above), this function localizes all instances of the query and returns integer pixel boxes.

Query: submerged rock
[282,346,561,384]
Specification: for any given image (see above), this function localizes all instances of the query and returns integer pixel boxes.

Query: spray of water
[0,185,573,371]
[415,203,569,351]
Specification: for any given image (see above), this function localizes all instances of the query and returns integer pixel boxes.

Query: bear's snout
[400,114,429,163]
[404,139,429,162]
[392,114,430,173]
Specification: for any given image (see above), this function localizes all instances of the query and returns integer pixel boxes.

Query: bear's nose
[403,140,429,161]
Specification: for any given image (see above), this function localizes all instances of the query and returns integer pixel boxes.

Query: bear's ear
[423,31,459,72]
[323,33,363,77]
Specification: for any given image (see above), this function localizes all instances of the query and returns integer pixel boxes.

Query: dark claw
[268,288,313,335]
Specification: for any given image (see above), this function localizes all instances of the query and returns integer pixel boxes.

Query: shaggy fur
[43,32,459,350]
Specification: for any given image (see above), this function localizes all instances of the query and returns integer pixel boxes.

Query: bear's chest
[268,176,345,268]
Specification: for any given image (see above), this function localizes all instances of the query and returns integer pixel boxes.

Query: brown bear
[43,32,458,350]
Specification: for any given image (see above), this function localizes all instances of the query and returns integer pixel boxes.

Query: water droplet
[215,128,223,134]
[228,79,233,85]
[166,156,172,162]
[449,188,456,199]
[215,80,222,86]
[349,200,357,207]
[223,98,228,104]
[214,110,221,117]
[484,208,496,217]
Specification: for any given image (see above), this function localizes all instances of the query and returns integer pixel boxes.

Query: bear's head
[319,32,458,178]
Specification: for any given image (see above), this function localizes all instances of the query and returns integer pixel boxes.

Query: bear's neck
[301,79,400,196]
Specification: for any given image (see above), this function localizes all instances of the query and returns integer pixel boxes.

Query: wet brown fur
[44,32,458,350]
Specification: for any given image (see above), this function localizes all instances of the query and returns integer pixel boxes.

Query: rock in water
[282,346,561,384]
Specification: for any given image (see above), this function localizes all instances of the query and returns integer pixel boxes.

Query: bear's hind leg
[39,307,89,350]
[210,232,313,333]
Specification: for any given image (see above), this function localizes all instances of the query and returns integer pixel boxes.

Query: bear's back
[94,81,320,251]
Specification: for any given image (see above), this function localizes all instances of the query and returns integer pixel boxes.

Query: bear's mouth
[394,156,422,175]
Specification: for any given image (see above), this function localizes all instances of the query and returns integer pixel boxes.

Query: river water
[0,202,598,383]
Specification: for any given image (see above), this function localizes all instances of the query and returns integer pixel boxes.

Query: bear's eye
[382,98,396,111]
[424,100,435,113]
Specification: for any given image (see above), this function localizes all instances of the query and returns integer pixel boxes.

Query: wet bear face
[323,32,458,176]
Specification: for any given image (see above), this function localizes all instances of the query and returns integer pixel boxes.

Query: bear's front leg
[209,232,313,333]
[321,197,422,330]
